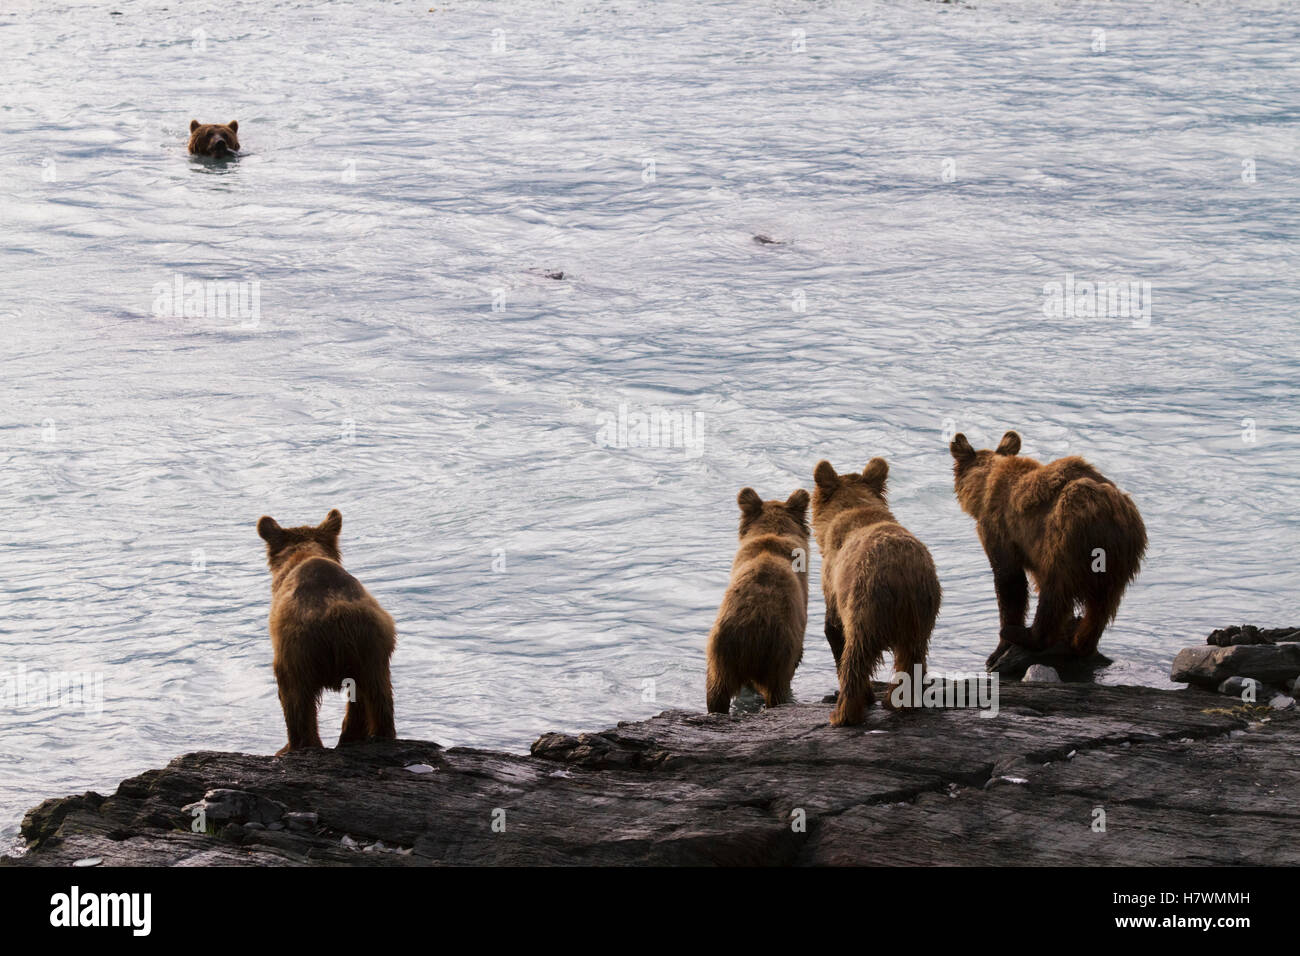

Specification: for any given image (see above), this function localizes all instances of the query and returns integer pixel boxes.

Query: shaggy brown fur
[949,431,1147,663]
[257,509,396,754]
[706,488,810,714]
[812,459,941,725]
[188,119,240,157]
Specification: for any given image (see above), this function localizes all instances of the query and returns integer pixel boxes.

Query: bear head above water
[188,119,240,157]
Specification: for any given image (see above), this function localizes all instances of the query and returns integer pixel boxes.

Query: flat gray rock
[4,683,1297,866]
[1172,644,1300,687]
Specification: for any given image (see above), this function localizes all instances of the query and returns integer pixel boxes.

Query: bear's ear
[813,460,838,490]
[862,458,888,495]
[996,431,1021,456]
[257,516,283,545]
[785,489,810,523]
[227,120,238,132]
[190,119,200,132]
[318,509,342,537]
[950,433,976,464]
[737,487,763,517]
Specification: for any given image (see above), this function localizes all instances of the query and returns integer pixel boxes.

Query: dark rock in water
[1208,624,1300,646]
[4,684,1297,866]
[986,640,1111,681]
[752,234,779,244]
[544,271,564,280]
[1172,644,1300,687]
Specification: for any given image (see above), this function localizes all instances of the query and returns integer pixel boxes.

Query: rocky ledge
[5,681,1298,866]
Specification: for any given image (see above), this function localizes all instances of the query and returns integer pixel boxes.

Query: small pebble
[1023,664,1061,683]
[1217,676,1261,699]
[72,857,102,867]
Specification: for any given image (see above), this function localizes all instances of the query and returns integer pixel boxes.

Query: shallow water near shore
[1,0,1298,850]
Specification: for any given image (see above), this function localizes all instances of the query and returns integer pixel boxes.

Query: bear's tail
[883,560,941,709]
[323,602,397,737]
[1049,478,1147,653]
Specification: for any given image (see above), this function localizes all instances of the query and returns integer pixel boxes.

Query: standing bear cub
[188,119,240,157]
[706,488,810,714]
[812,459,941,725]
[949,431,1146,665]
[257,509,396,754]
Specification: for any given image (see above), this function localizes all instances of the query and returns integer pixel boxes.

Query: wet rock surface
[986,642,1112,681]
[4,683,1297,866]
[1171,643,1300,687]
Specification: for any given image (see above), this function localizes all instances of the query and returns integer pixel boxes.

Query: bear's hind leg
[762,677,793,708]
[1028,586,1073,650]
[364,672,396,739]
[884,644,924,709]
[830,621,878,727]
[1069,599,1110,657]
[277,681,323,754]
[338,696,369,745]
[824,606,846,672]
[706,663,737,714]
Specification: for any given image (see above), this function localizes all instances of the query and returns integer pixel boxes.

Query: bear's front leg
[990,558,1029,631]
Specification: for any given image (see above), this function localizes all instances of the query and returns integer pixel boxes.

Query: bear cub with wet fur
[812,458,941,726]
[188,119,240,157]
[706,488,810,713]
[257,509,396,754]
[949,430,1146,666]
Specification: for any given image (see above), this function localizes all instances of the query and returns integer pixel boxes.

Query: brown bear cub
[257,509,396,754]
[188,119,240,157]
[812,459,941,725]
[949,431,1146,664]
[706,488,810,714]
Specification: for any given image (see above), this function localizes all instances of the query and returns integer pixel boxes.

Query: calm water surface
[2,0,1298,849]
